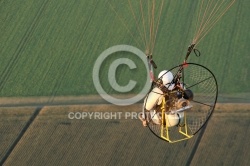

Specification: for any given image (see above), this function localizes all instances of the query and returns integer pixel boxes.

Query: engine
[164,89,193,127]
[145,87,193,127]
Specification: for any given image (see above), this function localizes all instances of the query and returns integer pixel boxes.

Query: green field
[0,0,249,97]
[0,1,249,165]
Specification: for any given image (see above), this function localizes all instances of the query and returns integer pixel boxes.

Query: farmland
[0,0,249,98]
[0,104,249,165]
[0,0,250,165]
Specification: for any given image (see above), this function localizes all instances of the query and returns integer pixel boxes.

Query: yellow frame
[160,96,193,143]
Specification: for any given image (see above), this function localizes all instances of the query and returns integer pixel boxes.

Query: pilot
[139,70,174,127]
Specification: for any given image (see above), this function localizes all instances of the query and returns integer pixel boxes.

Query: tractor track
[0,106,43,165]
[220,1,241,92]
[0,0,49,91]
[48,0,100,103]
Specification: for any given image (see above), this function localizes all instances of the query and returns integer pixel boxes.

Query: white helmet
[158,70,174,85]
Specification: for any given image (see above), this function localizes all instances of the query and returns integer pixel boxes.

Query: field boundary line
[0,106,43,165]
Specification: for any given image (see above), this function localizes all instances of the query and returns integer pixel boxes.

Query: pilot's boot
[139,113,147,127]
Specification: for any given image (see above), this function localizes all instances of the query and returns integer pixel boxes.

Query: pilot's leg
[139,108,148,127]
